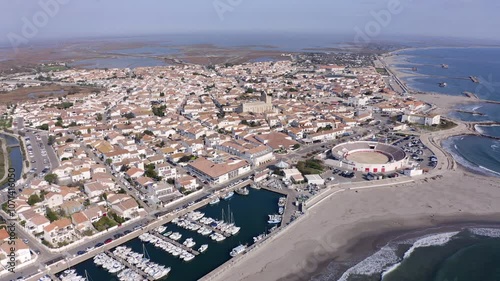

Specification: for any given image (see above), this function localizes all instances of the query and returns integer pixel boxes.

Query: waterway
[0,133,23,189]
[72,188,283,281]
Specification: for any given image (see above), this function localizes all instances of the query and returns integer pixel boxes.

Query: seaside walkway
[151,232,200,255]
[105,250,154,281]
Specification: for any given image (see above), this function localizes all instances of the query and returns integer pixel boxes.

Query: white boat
[183,238,196,248]
[169,232,182,241]
[209,197,220,205]
[268,214,282,224]
[253,233,267,243]
[250,183,261,190]
[155,225,167,233]
[230,244,246,257]
[278,197,286,207]
[278,207,284,215]
[235,187,249,195]
[221,191,234,200]
[198,244,208,253]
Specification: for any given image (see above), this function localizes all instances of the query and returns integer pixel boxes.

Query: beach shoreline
[308,218,500,281]
[208,167,500,281]
[207,47,500,279]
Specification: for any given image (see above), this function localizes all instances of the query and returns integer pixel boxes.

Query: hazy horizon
[1,0,499,48]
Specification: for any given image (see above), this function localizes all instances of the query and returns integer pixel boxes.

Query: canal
[0,133,23,189]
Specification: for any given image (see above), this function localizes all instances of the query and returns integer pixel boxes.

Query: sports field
[345,151,390,164]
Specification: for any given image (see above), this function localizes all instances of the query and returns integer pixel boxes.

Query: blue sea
[392,47,500,101]
[323,228,500,281]
[317,48,500,281]
[391,47,500,177]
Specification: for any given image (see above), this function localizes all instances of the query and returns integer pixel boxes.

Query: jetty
[105,250,154,281]
[462,91,479,99]
[470,76,480,83]
[151,232,200,255]
[456,110,484,116]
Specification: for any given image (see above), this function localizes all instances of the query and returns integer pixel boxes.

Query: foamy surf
[469,228,500,238]
[337,245,399,281]
[402,232,459,260]
[379,232,459,280]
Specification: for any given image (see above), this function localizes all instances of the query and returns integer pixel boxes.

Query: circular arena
[330,141,408,173]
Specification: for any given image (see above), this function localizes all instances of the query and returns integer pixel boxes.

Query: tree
[96,113,103,121]
[178,155,192,163]
[123,112,135,119]
[293,144,301,150]
[37,124,49,131]
[46,207,58,222]
[47,135,56,146]
[159,92,165,97]
[167,178,175,185]
[44,173,58,185]
[105,159,112,165]
[27,194,42,206]
[143,130,154,136]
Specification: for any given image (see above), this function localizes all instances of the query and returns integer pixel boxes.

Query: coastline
[309,218,500,281]
[210,169,500,281]
[209,47,500,281]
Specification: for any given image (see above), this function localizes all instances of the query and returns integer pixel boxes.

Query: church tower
[261,91,272,104]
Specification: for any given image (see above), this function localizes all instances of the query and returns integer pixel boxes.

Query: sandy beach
[208,168,500,281]
[205,93,500,281]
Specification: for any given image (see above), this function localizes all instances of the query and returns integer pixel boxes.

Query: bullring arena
[329,141,408,173]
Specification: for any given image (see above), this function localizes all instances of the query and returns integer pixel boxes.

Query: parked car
[104,238,113,244]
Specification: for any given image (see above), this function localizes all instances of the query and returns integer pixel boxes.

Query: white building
[401,114,441,126]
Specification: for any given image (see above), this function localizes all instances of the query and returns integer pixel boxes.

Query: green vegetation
[96,113,103,121]
[93,216,118,231]
[145,164,161,181]
[293,143,301,150]
[46,207,59,222]
[178,155,197,163]
[53,102,74,110]
[0,117,13,129]
[241,120,261,127]
[123,112,135,119]
[37,124,49,131]
[0,140,5,182]
[316,125,333,133]
[55,117,63,127]
[152,105,167,117]
[109,211,126,224]
[375,68,389,76]
[27,194,42,206]
[296,159,325,175]
[44,173,58,184]
[47,135,56,146]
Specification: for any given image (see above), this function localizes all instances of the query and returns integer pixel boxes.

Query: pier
[462,91,479,99]
[105,250,155,281]
[151,232,200,255]
[470,76,480,83]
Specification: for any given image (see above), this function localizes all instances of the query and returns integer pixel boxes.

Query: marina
[70,187,284,281]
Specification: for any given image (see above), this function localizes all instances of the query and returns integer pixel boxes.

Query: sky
[0,0,498,45]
